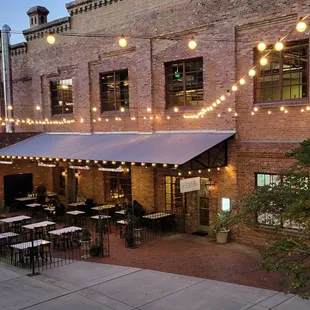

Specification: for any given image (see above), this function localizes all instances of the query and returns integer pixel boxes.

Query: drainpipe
[1,24,14,133]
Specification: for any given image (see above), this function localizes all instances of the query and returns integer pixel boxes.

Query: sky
[0,0,69,44]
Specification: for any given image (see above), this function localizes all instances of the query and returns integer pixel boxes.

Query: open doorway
[197,178,210,231]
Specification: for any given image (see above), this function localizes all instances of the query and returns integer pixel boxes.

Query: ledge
[66,0,124,17]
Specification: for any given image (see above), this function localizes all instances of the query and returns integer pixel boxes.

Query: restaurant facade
[0,0,309,242]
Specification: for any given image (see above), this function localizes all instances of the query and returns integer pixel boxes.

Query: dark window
[41,16,44,24]
[50,79,73,115]
[165,176,186,214]
[255,40,308,103]
[165,58,203,109]
[31,17,33,25]
[100,70,129,112]
[105,171,131,202]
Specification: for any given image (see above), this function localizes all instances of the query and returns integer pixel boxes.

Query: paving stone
[258,292,295,308]
[272,296,310,310]
[0,266,22,283]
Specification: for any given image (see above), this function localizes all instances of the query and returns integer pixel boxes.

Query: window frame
[104,171,132,202]
[100,69,129,113]
[50,79,73,116]
[165,57,204,110]
[165,176,187,215]
[254,40,309,105]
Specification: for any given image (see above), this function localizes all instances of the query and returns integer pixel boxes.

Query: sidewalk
[0,262,309,310]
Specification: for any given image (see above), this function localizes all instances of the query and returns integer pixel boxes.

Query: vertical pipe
[1,25,14,132]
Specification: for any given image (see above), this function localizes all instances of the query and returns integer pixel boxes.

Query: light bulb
[257,41,266,52]
[47,34,56,45]
[232,85,238,91]
[275,41,284,51]
[228,107,232,112]
[268,110,272,114]
[119,35,127,48]
[188,37,197,50]
[35,105,41,111]
[249,69,256,77]
[260,57,268,66]
[254,107,258,112]
[92,107,97,112]
[239,78,246,85]
[174,107,179,112]
[220,95,225,101]
[147,107,152,112]
[216,99,221,104]
[280,106,285,111]
[296,20,307,32]
[120,107,125,112]
[8,105,13,110]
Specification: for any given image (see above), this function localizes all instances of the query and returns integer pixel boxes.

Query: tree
[231,140,310,298]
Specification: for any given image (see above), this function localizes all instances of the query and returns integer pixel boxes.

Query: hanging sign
[180,177,200,193]
[98,167,124,172]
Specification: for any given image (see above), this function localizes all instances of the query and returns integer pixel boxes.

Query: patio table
[66,211,85,215]
[22,221,56,230]
[15,197,36,202]
[92,205,115,211]
[143,212,171,219]
[68,202,85,208]
[115,210,125,215]
[48,226,82,236]
[0,215,31,223]
[26,203,41,208]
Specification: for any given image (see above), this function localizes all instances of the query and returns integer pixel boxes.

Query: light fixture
[228,107,232,112]
[146,107,152,112]
[188,37,197,50]
[249,69,256,77]
[131,162,135,165]
[112,161,116,164]
[231,85,238,91]
[254,107,258,112]
[120,107,125,112]
[80,118,84,123]
[141,162,145,166]
[220,95,225,101]
[275,41,284,51]
[239,78,246,85]
[119,35,127,48]
[163,163,168,167]
[198,170,201,173]
[121,161,125,165]
[174,107,179,112]
[47,33,56,45]
[61,171,67,177]
[301,108,305,112]
[174,164,179,168]
[92,107,97,112]
[260,57,268,66]
[35,105,41,111]
[188,171,192,175]
[296,19,307,32]
[280,106,285,111]
[216,99,221,104]
[152,163,156,167]
[257,41,266,52]
[8,105,13,110]
[268,110,272,115]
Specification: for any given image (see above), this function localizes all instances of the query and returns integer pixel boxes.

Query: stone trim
[67,0,123,17]
[10,43,28,57]
[23,17,71,42]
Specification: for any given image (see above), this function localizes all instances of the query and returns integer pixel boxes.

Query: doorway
[3,173,33,205]
[197,178,210,231]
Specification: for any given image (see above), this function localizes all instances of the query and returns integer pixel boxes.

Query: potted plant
[80,227,92,258]
[214,211,231,243]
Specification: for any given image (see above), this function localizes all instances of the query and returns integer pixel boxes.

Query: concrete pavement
[0,261,309,310]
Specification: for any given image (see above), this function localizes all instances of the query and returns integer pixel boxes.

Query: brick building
[0,0,309,242]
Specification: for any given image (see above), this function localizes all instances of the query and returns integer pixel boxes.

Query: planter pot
[216,230,230,243]
[80,240,91,259]
[133,228,143,245]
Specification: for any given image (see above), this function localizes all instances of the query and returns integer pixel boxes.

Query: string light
[46,33,56,45]
[188,37,197,49]
[174,107,179,112]
[220,95,225,101]
[296,18,307,32]
[257,41,266,52]
[119,35,127,47]
[275,41,284,51]
[249,69,256,77]
[254,107,258,112]
[231,85,238,91]
[260,57,268,66]
[280,106,285,111]
[35,105,41,111]
[239,78,246,85]
[268,110,272,115]
[120,107,125,112]
[92,107,97,112]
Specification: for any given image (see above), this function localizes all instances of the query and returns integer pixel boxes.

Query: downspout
[1,25,14,133]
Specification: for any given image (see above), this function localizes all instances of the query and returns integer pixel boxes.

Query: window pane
[255,41,308,103]
[101,70,129,112]
[50,79,73,115]
[166,58,203,108]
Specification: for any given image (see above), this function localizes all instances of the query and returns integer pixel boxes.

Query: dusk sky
[0,0,69,44]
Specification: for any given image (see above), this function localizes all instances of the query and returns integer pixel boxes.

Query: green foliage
[214,211,231,232]
[230,141,310,298]
[81,227,91,241]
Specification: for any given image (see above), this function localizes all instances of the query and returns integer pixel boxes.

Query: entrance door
[3,173,33,206]
[198,178,210,231]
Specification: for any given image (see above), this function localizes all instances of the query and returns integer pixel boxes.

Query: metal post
[1,25,14,133]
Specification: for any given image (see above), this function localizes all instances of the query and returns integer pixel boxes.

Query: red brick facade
[0,0,310,241]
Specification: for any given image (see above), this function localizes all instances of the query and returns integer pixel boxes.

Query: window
[256,173,281,186]
[165,176,186,214]
[105,171,131,202]
[100,70,129,112]
[166,58,203,109]
[255,40,308,103]
[50,79,73,115]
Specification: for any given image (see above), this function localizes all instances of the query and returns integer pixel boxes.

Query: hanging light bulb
[268,110,272,115]
[119,35,127,48]
[275,41,284,51]
[220,95,225,101]
[260,57,268,66]
[232,85,238,91]
[254,106,258,112]
[257,41,266,52]
[188,37,197,50]
[47,33,56,45]
[92,107,97,112]
[35,105,41,111]
[280,106,285,111]
[174,107,179,112]
[296,19,307,32]
[120,107,125,112]
[239,78,246,85]
[216,99,221,104]
[249,69,256,77]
